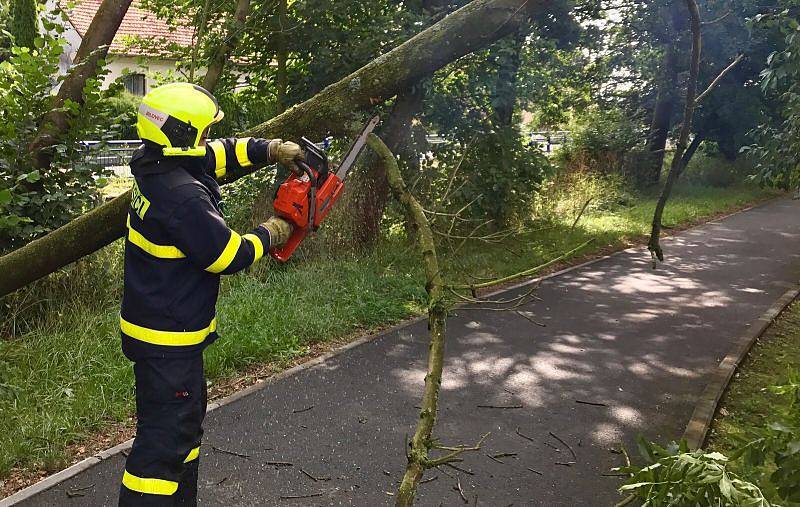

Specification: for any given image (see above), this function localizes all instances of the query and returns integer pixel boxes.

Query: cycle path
[9,198,800,506]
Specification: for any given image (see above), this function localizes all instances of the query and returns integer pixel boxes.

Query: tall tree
[345,0,453,246]
[643,6,681,185]
[28,0,132,169]
[202,0,251,91]
[9,0,36,48]
[274,0,288,113]
[747,1,800,189]
[648,0,744,262]
[0,0,564,298]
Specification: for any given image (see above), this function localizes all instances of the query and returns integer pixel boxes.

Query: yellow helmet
[136,83,224,157]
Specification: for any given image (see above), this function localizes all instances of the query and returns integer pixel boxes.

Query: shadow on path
[15,199,800,506]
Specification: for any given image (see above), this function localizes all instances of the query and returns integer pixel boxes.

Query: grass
[99,176,133,199]
[706,301,800,505]
[0,178,781,488]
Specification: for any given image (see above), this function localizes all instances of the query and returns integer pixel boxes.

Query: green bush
[0,8,122,252]
[101,91,140,139]
[533,169,633,224]
[555,106,644,176]
[416,127,552,227]
[682,150,755,188]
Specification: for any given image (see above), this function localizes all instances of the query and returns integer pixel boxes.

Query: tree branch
[448,240,593,292]
[647,0,702,263]
[695,54,744,104]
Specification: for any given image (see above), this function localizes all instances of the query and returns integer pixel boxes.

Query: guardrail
[81,140,141,172]
[529,131,572,152]
[83,131,573,175]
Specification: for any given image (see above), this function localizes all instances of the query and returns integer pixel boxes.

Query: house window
[123,73,146,96]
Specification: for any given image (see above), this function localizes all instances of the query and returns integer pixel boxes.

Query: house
[56,0,195,96]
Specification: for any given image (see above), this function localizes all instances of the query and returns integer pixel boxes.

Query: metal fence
[81,140,141,175]
[529,131,572,153]
[82,131,573,175]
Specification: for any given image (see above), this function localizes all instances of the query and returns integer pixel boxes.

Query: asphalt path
[11,198,800,506]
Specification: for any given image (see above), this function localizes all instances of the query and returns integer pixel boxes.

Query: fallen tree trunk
[0,0,551,298]
[30,0,133,169]
[0,193,130,298]
[245,0,548,141]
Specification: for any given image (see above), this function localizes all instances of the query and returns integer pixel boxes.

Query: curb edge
[682,284,800,449]
[0,197,780,505]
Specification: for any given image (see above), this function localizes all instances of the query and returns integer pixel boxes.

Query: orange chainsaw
[269,115,380,261]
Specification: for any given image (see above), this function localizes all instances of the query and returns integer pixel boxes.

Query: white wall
[103,55,180,94]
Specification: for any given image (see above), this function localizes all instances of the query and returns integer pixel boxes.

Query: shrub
[555,106,644,176]
[101,91,140,140]
[682,149,755,188]
[416,127,552,228]
[533,169,632,224]
[0,8,122,252]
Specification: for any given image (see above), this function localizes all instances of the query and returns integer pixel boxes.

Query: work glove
[262,216,293,247]
[268,139,304,174]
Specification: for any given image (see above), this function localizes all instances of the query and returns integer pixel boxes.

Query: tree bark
[348,82,426,246]
[202,0,251,92]
[275,0,288,113]
[189,0,212,82]
[680,132,705,170]
[490,30,524,127]
[10,0,37,48]
[29,0,132,169]
[0,191,130,299]
[489,29,525,224]
[367,134,446,507]
[643,44,678,185]
[0,0,555,298]
[648,0,702,262]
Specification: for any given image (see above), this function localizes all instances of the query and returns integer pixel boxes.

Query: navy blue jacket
[121,137,274,360]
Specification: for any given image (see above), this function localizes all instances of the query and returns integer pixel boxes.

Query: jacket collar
[130,143,208,178]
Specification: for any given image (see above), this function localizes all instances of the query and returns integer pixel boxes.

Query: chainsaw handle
[295,160,315,181]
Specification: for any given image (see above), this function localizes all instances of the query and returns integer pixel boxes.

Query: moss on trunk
[0,0,551,298]
[0,191,130,297]
[367,134,445,507]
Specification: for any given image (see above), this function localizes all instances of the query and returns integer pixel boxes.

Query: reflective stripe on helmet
[138,103,168,128]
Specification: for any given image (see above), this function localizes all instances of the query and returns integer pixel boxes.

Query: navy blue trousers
[119,355,206,506]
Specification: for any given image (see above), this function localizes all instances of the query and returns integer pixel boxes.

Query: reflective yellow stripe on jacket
[126,216,186,259]
[235,138,253,167]
[206,231,242,273]
[122,470,178,496]
[242,233,264,262]
[208,140,227,179]
[120,317,217,346]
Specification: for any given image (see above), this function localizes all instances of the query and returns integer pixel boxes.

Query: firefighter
[118,82,302,506]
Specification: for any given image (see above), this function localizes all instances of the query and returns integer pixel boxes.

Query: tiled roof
[61,0,195,57]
